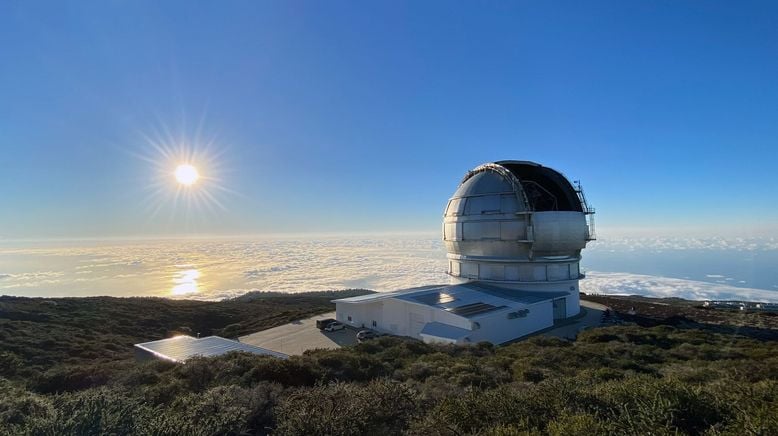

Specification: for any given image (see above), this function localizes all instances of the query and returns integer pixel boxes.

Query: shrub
[31,365,113,393]
[546,412,610,436]
[25,387,157,435]
[275,380,418,435]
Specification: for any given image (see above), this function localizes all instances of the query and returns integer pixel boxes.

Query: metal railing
[574,180,596,240]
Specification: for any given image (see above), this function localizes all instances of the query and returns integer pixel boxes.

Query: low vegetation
[1,293,777,435]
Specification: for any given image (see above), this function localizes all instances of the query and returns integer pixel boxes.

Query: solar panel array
[446,302,507,317]
[135,336,287,362]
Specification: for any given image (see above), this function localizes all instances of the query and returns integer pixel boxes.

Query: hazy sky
[1,1,777,239]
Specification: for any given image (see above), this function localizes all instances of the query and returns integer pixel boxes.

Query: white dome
[443,161,594,287]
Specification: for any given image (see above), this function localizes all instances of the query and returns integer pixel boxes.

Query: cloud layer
[582,272,778,303]
[589,236,778,252]
[1,236,776,302]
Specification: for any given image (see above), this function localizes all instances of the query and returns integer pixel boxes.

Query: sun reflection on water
[171,268,201,295]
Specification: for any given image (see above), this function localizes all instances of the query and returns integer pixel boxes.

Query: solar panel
[134,336,287,362]
[447,302,507,317]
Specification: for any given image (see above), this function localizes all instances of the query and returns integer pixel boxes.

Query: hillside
[1,292,776,435]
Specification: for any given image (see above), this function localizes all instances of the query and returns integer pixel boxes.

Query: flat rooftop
[134,335,288,362]
[336,282,569,319]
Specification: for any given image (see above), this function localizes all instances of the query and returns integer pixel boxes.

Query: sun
[174,164,199,186]
[131,121,236,224]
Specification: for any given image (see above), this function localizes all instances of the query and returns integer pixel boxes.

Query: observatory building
[334,161,595,344]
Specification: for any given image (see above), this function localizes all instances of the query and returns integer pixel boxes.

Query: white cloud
[589,236,778,252]
[1,237,775,303]
[582,272,778,303]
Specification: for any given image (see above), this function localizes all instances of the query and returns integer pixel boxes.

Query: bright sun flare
[174,164,199,186]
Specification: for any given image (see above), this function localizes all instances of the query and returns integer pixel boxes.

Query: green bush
[275,380,417,436]
[2,295,778,435]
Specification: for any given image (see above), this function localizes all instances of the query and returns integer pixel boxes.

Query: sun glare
[131,121,237,227]
[175,164,199,186]
[171,268,201,295]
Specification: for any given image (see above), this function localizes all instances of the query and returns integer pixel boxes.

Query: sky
[1,1,777,239]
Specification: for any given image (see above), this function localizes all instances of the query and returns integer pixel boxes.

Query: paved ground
[239,312,358,355]
[239,300,609,355]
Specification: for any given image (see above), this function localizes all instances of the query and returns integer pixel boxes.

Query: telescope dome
[443,161,594,290]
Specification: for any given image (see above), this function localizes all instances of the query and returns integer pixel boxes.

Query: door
[552,298,567,320]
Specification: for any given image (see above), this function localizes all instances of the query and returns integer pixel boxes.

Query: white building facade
[335,160,595,345]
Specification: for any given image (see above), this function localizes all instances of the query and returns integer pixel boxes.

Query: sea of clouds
[0,235,776,302]
[580,272,778,303]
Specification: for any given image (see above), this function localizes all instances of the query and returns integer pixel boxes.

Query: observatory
[335,160,595,344]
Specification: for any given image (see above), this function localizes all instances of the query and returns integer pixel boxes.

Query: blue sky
[1,1,777,239]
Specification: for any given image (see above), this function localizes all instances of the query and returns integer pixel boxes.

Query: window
[347,316,352,322]
[372,320,377,327]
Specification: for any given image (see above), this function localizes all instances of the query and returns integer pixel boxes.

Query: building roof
[465,282,568,304]
[335,282,565,320]
[420,322,471,341]
[134,335,288,362]
[333,284,444,303]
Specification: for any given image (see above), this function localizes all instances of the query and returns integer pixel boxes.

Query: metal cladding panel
[445,239,530,258]
[461,262,479,278]
[531,211,587,253]
[500,195,520,213]
[453,171,515,197]
[547,263,570,281]
[465,196,501,215]
[445,198,466,216]
[500,221,523,240]
[462,221,500,240]
[505,265,520,281]
[481,264,505,280]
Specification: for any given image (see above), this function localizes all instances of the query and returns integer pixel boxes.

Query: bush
[3,295,778,435]
[31,365,113,394]
[24,387,157,435]
[275,380,417,435]
[546,412,611,436]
